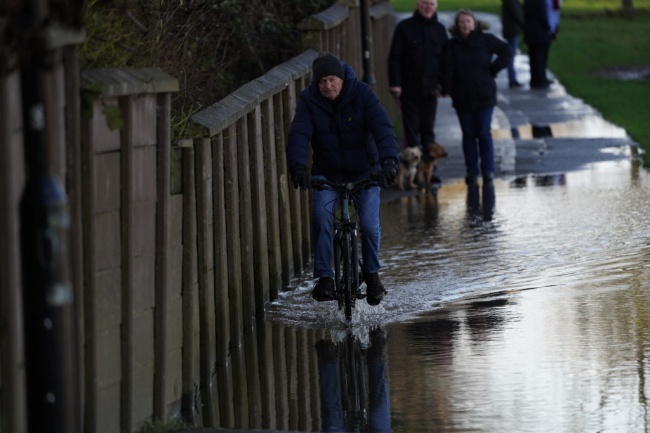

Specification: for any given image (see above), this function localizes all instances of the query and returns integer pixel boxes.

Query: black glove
[290,166,308,190]
[378,159,398,188]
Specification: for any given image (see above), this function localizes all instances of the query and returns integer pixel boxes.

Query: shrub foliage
[81,0,335,134]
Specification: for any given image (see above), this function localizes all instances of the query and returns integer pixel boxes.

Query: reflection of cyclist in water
[316,328,392,432]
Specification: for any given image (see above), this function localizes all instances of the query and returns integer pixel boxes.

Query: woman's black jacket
[441,26,511,111]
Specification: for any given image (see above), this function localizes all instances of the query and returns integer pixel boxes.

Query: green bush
[81,0,335,138]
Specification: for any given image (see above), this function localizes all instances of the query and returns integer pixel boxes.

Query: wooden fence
[0,1,399,432]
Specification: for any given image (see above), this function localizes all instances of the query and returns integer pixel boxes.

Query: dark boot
[364,272,387,306]
[467,183,480,217]
[311,277,335,302]
[482,172,494,183]
[482,181,496,221]
[480,172,495,220]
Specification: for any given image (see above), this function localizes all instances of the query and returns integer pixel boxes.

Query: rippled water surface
[222,160,650,433]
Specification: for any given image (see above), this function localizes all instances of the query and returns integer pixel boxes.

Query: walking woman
[441,9,510,219]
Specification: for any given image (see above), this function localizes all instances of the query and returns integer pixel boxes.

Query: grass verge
[389,1,650,165]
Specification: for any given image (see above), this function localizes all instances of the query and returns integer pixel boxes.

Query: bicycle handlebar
[310,174,380,192]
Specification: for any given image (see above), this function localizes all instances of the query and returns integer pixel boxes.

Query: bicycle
[310,175,379,323]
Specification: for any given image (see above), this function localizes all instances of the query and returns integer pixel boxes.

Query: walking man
[388,0,448,150]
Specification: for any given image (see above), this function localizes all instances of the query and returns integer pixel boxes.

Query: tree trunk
[622,0,634,11]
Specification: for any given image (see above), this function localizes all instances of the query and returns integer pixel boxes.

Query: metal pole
[359,0,375,86]
[17,0,80,431]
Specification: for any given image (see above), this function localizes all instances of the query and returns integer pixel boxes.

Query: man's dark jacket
[387,10,448,95]
[501,0,524,39]
[441,25,511,111]
[286,62,398,182]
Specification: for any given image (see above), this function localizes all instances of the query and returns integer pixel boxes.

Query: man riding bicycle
[286,52,399,306]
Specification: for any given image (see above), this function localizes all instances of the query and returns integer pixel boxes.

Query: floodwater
[204,155,650,433]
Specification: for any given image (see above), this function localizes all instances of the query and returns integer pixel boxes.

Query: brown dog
[395,146,422,190]
[416,142,448,188]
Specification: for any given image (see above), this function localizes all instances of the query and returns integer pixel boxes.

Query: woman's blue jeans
[456,106,495,178]
[312,180,381,278]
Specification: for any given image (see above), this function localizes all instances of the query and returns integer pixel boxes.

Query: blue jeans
[456,107,495,178]
[506,35,519,85]
[318,356,344,431]
[317,339,391,433]
[312,179,381,278]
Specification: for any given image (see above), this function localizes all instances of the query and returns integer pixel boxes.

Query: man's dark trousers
[528,42,550,87]
[400,91,438,148]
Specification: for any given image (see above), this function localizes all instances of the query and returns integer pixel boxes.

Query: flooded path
[191,12,649,432]
[256,159,650,433]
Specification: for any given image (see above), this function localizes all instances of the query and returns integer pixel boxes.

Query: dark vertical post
[17,0,79,432]
[359,0,375,86]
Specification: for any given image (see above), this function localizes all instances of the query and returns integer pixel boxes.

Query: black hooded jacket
[286,62,398,182]
[388,10,449,95]
[441,24,511,111]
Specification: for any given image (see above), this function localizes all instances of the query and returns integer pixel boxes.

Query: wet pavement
[176,11,649,433]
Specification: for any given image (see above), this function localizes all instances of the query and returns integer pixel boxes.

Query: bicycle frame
[334,188,361,320]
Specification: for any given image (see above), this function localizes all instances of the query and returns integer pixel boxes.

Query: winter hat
[312,52,345,82]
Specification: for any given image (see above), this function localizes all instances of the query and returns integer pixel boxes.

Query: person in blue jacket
[442,9,510,186]
[286,52,399,305]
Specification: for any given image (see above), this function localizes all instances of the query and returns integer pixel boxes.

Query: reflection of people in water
[466,298,509,342]
[315,328,392,432]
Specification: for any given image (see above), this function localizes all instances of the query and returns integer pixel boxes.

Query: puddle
[593,65,650,81]
[253,160,650,433]
[493,115,628,140]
